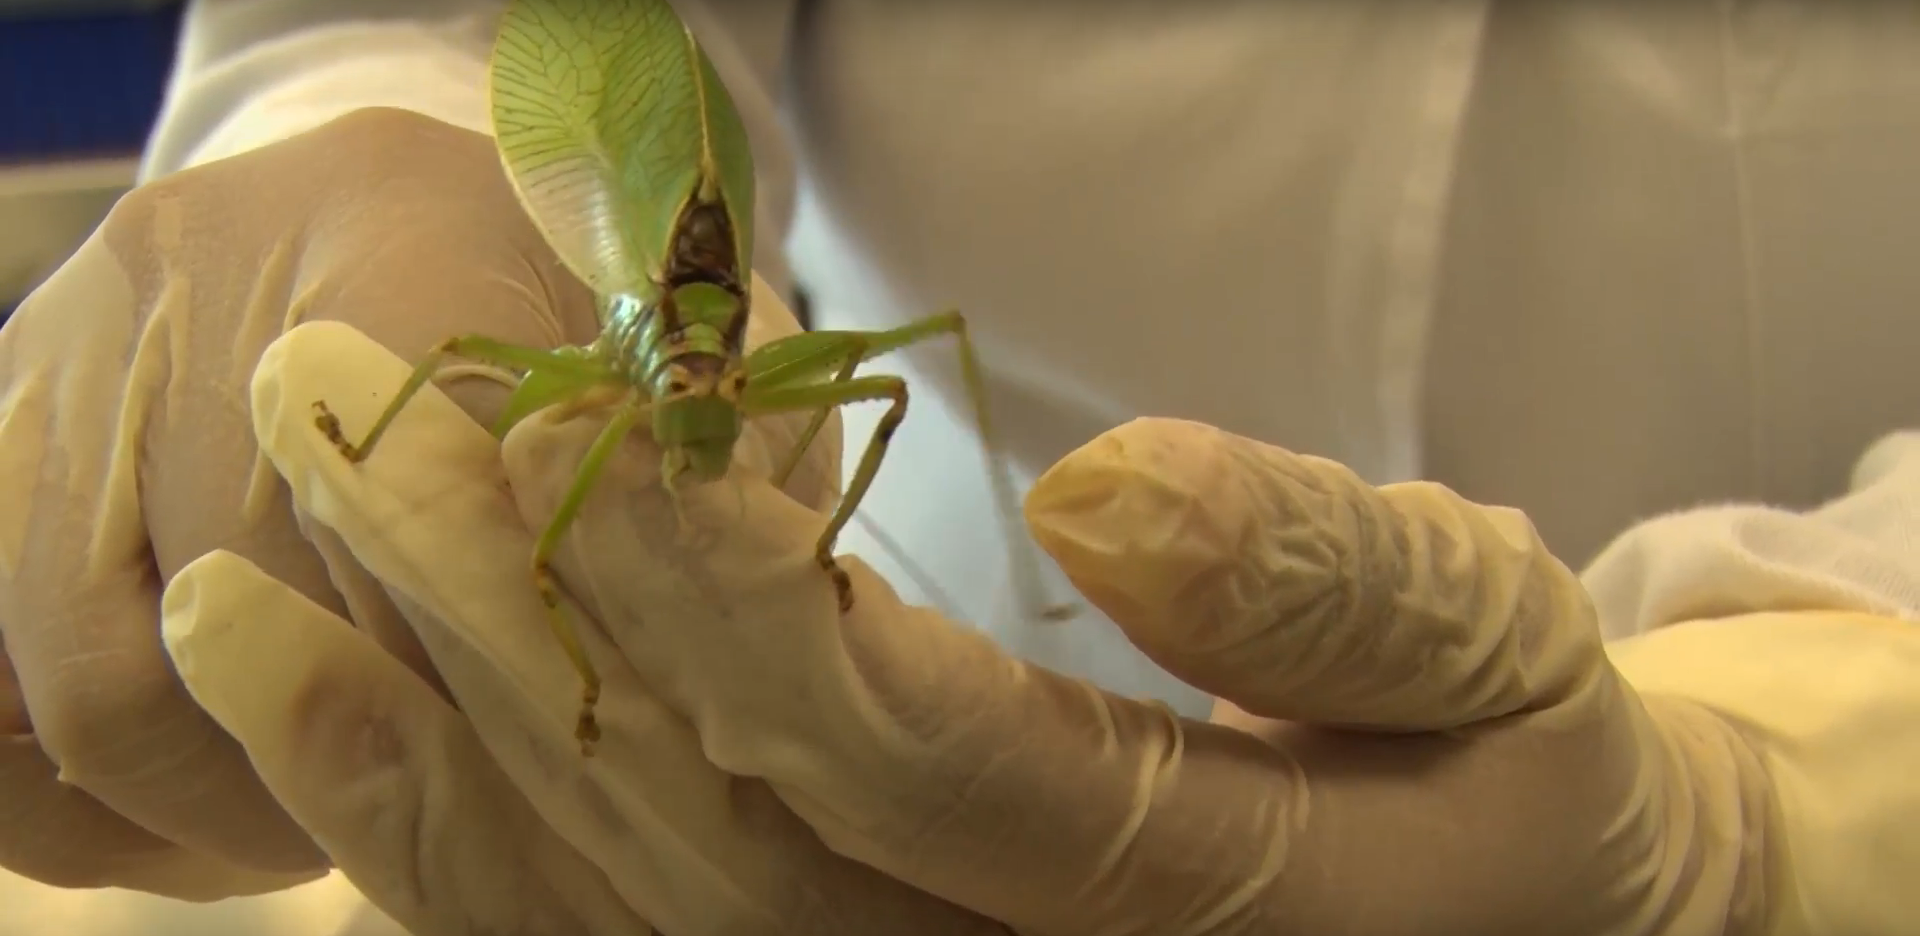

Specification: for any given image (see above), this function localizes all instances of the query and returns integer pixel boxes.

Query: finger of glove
[254,321,1008,936]
[1025,418,1609,729]
[161,550,648,936]
[0,240,328,879]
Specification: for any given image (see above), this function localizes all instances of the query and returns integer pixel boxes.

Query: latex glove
[246,314,1793,934]
[529,421,1801,934]
[0,105,725,901]
[168,320,1009,936]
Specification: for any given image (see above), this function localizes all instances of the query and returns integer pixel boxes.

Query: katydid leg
[744,316,975,487]
[747,313,977,385]
[771,335,868,489]
[886,312,1079,622]
[753,311,1078,622]
[492,348,624,437]
[314,334,611,463]
[747,330,874,487]
[742,375,908,613]
[747,313,980,489]
[529,393,650,756]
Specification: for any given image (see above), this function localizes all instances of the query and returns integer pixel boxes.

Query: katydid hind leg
[747,318,962,490]
[745,331,867,488]
[747,313,982,385]
[530,395,648,757]
[914,311,1079,622]
[803,311,1080,623]
[744,375,909,613]
[745,310,1078,622]
[771,334,869,489]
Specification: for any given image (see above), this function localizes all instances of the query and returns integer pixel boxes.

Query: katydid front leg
[529,392,650,756]
[313,334,616,461]
[313,333,630,756]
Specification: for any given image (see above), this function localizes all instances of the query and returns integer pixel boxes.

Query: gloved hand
[166,320,1017,936]
[235,322,1810,934]
[0,105,718,902]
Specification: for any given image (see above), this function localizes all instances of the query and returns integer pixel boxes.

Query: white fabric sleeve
[1583,431,1920,639]
[1592,436,1920,935]
[140,0,506,179]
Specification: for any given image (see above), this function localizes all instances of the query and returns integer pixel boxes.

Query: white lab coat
[16,2,1920,933]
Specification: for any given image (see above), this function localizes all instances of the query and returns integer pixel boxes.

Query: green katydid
[310,0,1075,757]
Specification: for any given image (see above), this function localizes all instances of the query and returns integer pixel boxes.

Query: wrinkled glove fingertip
[159,550,243,660]
[160,551,298,705]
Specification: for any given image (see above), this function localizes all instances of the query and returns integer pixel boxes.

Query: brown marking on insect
[666,201,737,285]
[658,198,752,352]
[658,354,735,398]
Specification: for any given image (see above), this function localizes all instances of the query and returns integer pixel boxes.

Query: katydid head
[654,366,746,484]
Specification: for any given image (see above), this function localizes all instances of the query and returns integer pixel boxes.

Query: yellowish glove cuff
[1608,611,1920,935]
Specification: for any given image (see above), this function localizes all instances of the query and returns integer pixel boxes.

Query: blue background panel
[0,3,184,163]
